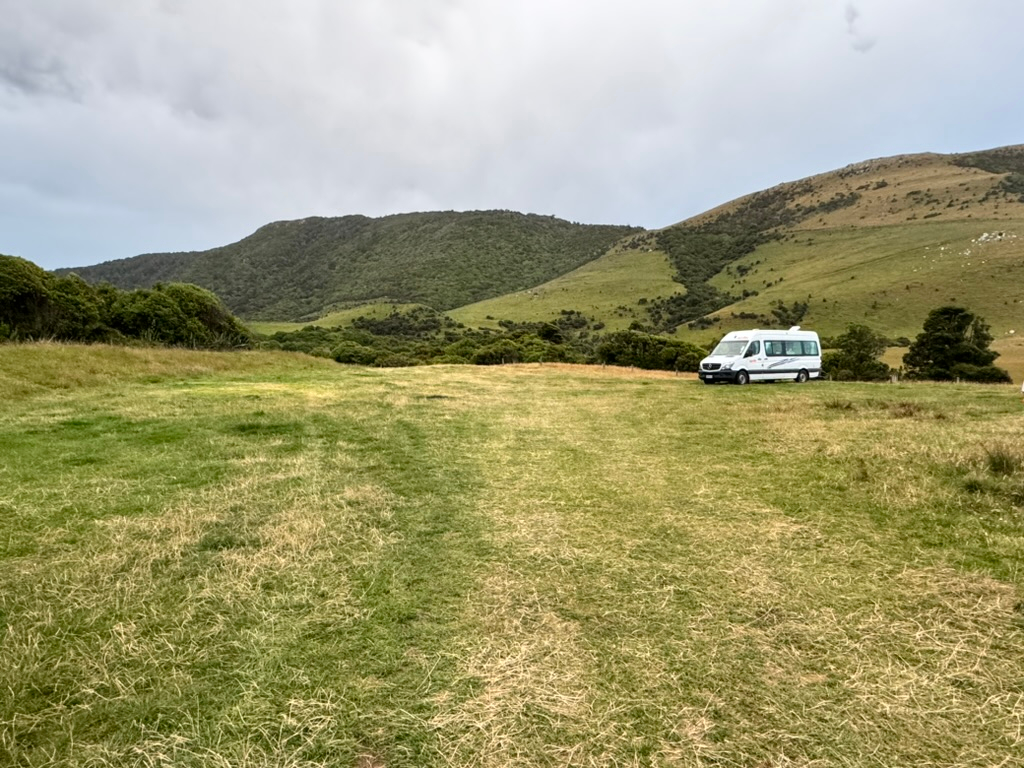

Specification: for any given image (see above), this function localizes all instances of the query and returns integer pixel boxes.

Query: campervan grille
[702,363,721,371]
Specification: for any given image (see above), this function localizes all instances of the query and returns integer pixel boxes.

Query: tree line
[262,308,707,372]
[1,254,251,348]
[823,307,1011,383]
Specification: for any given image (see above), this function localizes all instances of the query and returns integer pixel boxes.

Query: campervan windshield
[711,340,747,356]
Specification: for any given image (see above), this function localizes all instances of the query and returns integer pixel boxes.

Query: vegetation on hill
[952,146,1024,176]
[449,243,685,333]
[258,306,707,372]
[1,254,251,348]
[63,212,639,321]
[454,148,1023,354]
[649,183,867,332]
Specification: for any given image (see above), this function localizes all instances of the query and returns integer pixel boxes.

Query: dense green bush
[595,330,704,371]
[332,341,379,365]
[950,363,1013,383]
[0,254,251,349]
[0,255,51,337]
[46,274,105,340]
[903,306,1009,382]
[267,306,700,372]
[822,324,892,381]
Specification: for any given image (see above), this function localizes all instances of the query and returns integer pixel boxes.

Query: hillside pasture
[699,219,1024,343]
[449,245,685,331]
[2,345,1023,767]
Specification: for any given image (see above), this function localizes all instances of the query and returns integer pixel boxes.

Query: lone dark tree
[903,306,1010,382]
[822,323,891,381]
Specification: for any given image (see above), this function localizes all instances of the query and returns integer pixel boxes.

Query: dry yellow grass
[685,150,1023,231]
[3,350,1024,766]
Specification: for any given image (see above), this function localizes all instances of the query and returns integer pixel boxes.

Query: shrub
[332,341,378,365]
[822,324,892,381]
[472,340,524,365]
[904,306,1009,381]
[950,363,1013,383]
[0,254,51,338]
[594,330,704,372]
[374,352,417,368]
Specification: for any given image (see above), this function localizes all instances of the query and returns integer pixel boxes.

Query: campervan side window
[765,339,819,356]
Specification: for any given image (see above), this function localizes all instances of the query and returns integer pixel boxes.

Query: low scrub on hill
[259,306,707,372]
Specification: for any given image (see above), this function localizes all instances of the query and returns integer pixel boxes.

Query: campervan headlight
[720,362,733,370]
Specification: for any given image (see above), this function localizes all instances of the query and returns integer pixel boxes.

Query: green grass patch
[2,347,1024,766]
[449,245,684,330]
[698,219,1024,344]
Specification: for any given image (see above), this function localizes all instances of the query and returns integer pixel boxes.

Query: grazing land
[449,245,685,332]
[2,345,1024,767]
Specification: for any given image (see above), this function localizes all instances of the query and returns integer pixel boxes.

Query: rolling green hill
[454,147,1024,355]
[62,212,639,321]
[57,146,1024,362]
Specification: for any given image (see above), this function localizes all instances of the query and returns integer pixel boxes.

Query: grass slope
[64,212,638,322]
[449,240,683,331]
[2,344,1024,766]
[705,219,1024,337]
[444,148,1024,348]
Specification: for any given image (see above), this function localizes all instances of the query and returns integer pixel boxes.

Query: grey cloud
[845,4,860,29]
[844,3,877,52]
[2,0,1024,270]
[0,10,82,100]
[0,49,80,99]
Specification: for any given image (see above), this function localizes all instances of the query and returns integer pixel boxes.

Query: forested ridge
[63,211,639,321]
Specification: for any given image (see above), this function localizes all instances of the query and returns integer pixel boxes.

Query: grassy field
[449,246,684,331]
[2,344,1024,767]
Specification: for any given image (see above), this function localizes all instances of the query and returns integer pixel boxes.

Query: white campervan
[698,327,822,385]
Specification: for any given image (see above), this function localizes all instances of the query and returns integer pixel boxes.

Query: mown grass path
[2,346,1023,766]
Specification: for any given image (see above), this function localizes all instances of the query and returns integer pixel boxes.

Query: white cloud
[1,0,1023,268]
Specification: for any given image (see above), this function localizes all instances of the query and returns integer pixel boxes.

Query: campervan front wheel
[795,369,809,384]
[735,371,749,385]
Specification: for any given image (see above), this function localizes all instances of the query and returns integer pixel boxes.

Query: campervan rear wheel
[735,371,749,385]
[796,369,809,384]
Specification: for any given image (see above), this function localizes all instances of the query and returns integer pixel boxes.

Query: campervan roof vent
[789,326,801,331]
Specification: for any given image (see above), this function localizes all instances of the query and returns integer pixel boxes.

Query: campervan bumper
[698,369,738,383]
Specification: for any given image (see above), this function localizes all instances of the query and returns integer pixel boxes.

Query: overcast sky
[2,0,1023,270]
